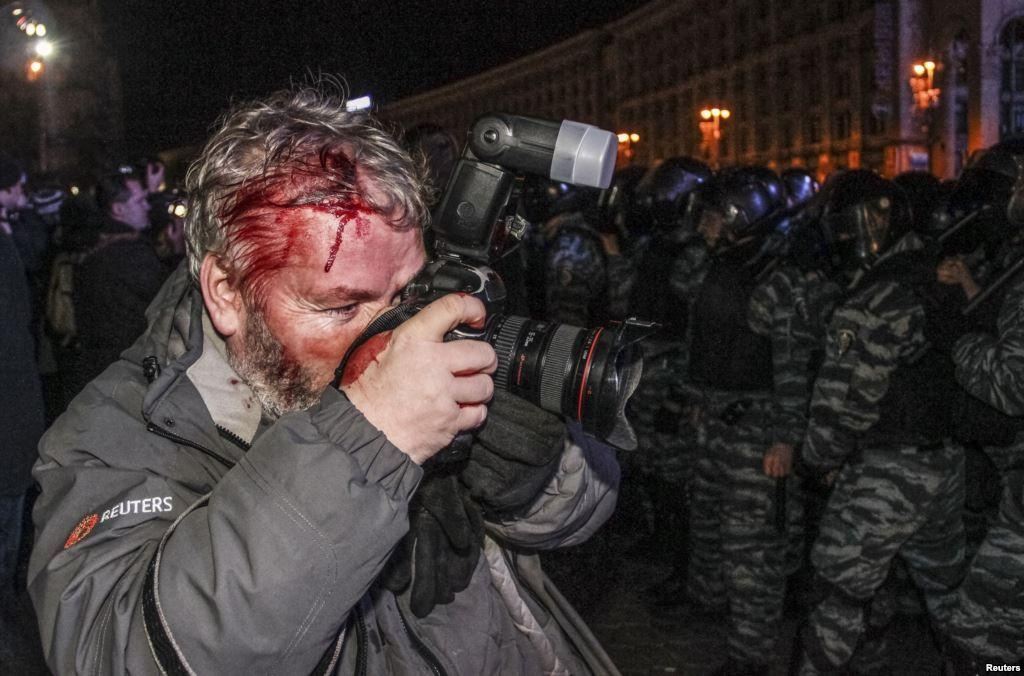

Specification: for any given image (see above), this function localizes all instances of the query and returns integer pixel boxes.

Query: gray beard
[226,307,323,419]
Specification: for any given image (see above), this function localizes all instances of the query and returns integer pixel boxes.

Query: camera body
[338,114,653,450]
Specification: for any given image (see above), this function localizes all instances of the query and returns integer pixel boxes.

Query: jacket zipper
[216,425,252,452]
[394,602,446,676]
[354,604,368,676]
[146,422,236,469]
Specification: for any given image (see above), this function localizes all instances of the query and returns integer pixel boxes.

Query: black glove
[459,390,567,518]
[381,467,484,618]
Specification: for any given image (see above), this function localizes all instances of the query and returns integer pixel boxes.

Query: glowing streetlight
[24,20,34,35]
[35,22,45,36]
[698,105,732,168]
[909,59,941,112]
[34,39,52,57]
[616,131,640,163]
[28,59,42,73]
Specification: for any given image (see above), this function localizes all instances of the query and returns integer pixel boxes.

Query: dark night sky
[97,0,649,154]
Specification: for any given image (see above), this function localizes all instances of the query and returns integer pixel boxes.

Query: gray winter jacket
[28,265,621,675]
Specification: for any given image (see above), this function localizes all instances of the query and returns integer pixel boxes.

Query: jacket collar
[128,264,258,467]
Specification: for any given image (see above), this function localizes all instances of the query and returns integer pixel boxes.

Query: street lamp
[617,131,640,164]
[699,106,731,168]
[3,3,59,171]
[908,58,941,172]
[909,59,941,113]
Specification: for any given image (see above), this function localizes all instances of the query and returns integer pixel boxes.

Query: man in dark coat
[67,168,168,399]
[0,193,46,613]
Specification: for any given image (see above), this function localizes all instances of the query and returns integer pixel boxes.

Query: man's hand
[936,257,980,300]
[341,294,497,465]
[146,161,166,194]
[762,442,794,478]
[598,231,621,256]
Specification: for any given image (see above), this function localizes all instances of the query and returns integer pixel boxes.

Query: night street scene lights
[699,106,731,168]
[4,3,55,82]
[909,59,941,112]
[617,131,640,164]
[908,58,942,171]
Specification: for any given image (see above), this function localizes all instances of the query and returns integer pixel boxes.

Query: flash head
[433,114,617,262]
[468,114,617,190]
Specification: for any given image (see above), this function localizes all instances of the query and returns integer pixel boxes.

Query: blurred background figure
[0,154,46,657]
[64,166,169,400]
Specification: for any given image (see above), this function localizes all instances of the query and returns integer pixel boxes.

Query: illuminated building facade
[384,0,1024,179]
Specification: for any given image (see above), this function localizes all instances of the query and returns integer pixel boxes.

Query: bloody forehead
[220,149,378,303]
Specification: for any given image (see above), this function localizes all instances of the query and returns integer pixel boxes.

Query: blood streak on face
[314,199,374,273]
[323,221,346,273]
[340,331,393,386]
[221,149,378,301]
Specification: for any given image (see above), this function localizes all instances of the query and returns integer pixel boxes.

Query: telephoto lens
[486,316,651,450]
[335,302,653,450]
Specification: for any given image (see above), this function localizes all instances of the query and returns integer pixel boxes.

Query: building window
[807,116,822,144]
[832,110,851,139]
[756,123,771,152]
[833,73,851,100]
[1001,16,1024,138]
[781,120,794,149]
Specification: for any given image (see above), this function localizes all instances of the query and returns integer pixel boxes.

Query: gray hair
[184,84,429,300]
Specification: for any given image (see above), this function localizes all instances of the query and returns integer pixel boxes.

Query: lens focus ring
[540,324,582,413]
[492,315,527,391]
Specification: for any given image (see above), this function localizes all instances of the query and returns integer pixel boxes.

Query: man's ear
[200,254,243,337]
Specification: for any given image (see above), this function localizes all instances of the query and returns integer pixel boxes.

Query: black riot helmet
[589,164,647,235]
[819,169,913,272]
[780,168,819,208]
[720,166,788,218]
[633,156,712,233]
[893,171,942,238]
[937,147,1018,255]
[691,174,777,253]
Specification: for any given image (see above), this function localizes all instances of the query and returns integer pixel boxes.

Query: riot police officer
[677,174,780,634]
[794,170,966,674]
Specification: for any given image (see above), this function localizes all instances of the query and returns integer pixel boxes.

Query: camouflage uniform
[943,273,1024,665]
[684,249,774,615]
[711,266,839,665]
[797,265,967,674]
[544,212,632,326]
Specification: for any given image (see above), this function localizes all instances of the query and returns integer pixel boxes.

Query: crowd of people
[0,83,1022,673]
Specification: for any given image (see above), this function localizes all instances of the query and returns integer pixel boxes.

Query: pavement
[542,508,947,676]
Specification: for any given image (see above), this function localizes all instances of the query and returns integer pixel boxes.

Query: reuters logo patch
[63,514,99,549]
